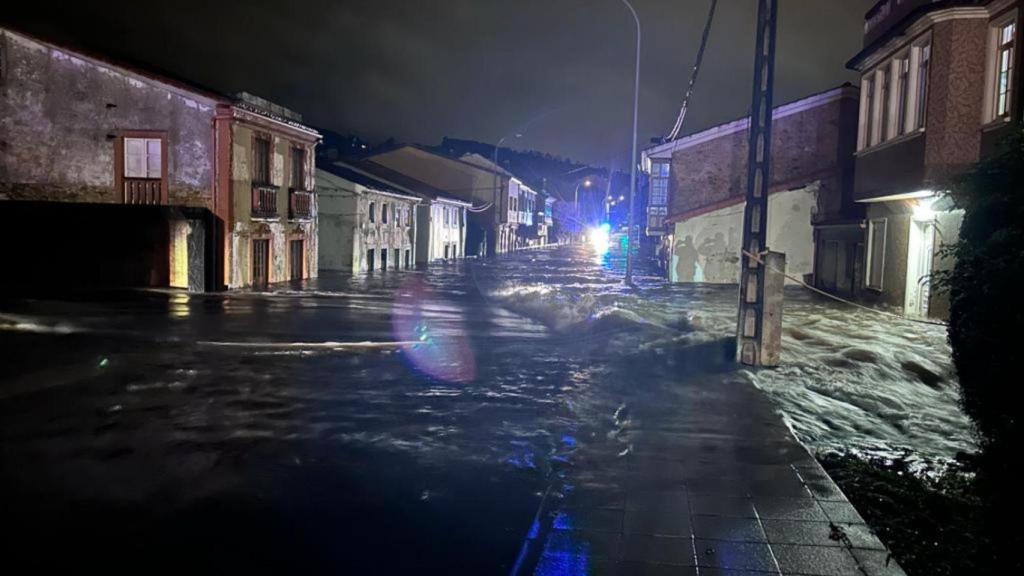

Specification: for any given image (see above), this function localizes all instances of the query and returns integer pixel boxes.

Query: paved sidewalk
[516,352,905,576]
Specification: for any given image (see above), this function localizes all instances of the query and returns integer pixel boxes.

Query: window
[290,147,306,190]
[879,70,891,142]
[444,207,450,227]
[916,43,930,130]
[863,76,876,148]
[895,56,910,136]
[382,202,389,224]
[393,205,399,227]
[124,138,162,179]
[649,161,670,207]
[995,19,1016,119]
[866,219,887,290]
[253,136,272,185]
[368,201,376,223]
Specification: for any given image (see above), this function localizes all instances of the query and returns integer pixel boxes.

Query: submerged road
[0,245,903,575]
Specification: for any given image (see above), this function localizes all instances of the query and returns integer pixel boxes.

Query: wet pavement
[0,245,903,574]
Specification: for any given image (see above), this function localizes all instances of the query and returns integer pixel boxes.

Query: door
[905,220,935,318]
[289,239,304,281]
[252,239,270,289]
[381,248,388,271]
[366,249,375,272]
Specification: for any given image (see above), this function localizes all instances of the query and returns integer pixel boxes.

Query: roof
[847,0,993,69]
[642,84,858,163]
[316,164,420,202]
[1,25,319,137]
[317,160,471,206]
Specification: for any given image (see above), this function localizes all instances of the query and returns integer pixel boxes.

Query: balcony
[124,178,162,205]
[289,189,313,220]
[251,185,278,218]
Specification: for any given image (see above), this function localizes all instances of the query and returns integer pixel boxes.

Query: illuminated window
[916,42,930,130]
[649,160,670,207]
[124,137,162,179]
[996,20,1016,119]
[895,56,910,136]
[862,75,876,148]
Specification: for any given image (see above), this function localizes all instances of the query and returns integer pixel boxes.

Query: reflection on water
[0,244,968,572]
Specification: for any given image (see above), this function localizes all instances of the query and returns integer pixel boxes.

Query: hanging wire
[667,0,718,141]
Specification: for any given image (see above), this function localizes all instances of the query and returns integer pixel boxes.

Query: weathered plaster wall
[670,186,818,285]
[417,202,466,263]
[353,190,417,273]
[0,29,216,207]
[227,121,317,287]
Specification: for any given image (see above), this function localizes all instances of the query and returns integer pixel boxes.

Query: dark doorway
[405,249,411,269]
[367,249,375,272]
[289,239,304,281]
[381,248,388,271]
[252,239,270,288]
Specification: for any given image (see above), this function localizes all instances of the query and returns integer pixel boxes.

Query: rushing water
[0,244,971,572]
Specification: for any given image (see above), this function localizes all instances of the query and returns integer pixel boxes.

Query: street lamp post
[573,179,592,241]
[619,0,641,285]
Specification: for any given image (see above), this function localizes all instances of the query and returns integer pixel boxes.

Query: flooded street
[0,245,969,573]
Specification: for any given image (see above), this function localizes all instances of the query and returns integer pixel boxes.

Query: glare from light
[912,197,937,221]
[588,224,611,255]
[619,195,625,201]
[584,179,593,187]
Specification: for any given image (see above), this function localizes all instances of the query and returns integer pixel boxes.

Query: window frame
[290,146,307,190]
[895,53,910,137]
[114,130,168,205]
[368,201,376,223]
[915,40,931,131]
[252,134,273,186]
[382,202,389,224]
[866,218,888,291]
[985,10,1018,123]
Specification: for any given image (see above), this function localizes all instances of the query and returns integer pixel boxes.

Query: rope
[667,0,718,141]
[742,250,948,327]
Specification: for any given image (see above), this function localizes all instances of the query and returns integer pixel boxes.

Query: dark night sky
[4,0,874,168]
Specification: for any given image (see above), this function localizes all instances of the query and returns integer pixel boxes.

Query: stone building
[216,94,320,288]
[331,160,471,264]
[847,0,1023,319]
[641,85,861,287]
[316,165,419,273]
[0,27,319,292]
[363,145,537,257]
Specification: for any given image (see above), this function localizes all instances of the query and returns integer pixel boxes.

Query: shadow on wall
[672,231,740,283]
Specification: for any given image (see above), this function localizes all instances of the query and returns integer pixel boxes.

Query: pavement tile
[833,522,887,551]
[770,544,862,576]
[613,561,699,575]
[688,495,756,518]
[761,520,843,547]
[541,530,622,561]
[817,501,866,525]
[624,507,692,537]
[553,508,624,533]
[850,549,908,576]
[752,497,828,522]
[625,490,688,511]
[692,538,778,572]
[561,488,627,511]
[691,515,768,543]
[621,535,695,566]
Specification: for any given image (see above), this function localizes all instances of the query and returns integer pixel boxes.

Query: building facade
[316,166,419,273]
[334,160,471,264]
[364,146,537,257]
[642,86,860,287]
[215,94,320,289]
[0,27,319,292]
[848,0,1022,318]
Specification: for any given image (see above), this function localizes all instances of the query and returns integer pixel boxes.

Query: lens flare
[588,224,611,255]
[392,277,476,383]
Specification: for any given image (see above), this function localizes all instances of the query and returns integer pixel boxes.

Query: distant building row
[643,0,1023,320]
[0,26,558,291]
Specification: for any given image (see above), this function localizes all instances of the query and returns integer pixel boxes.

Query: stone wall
[0,29,217,207]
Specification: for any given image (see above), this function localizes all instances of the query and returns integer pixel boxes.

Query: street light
[574,179,593,242]
[618,0,641,285]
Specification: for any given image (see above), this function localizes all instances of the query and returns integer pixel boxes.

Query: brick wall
[667,93,857,221]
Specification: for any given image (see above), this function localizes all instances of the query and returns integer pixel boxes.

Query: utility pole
[620,0,641,285]
[737,0,785,367]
